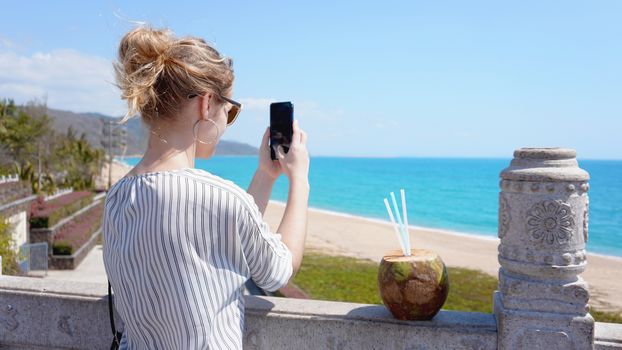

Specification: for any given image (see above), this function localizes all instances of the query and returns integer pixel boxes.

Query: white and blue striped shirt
[102,168,293,349]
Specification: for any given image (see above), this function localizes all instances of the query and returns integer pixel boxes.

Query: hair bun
[118,26,173,72]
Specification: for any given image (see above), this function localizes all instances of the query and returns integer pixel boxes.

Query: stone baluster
[494,148,594,349]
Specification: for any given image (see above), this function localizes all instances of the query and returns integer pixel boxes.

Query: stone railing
[0,148,621,349]
[0,276,497,349]
[0,276,619,349]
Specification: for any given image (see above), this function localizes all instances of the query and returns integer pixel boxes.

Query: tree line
[0,98,105,194]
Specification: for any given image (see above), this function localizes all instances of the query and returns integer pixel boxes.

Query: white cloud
[0,37,13,49]
[221,96,351,155]
[236,98,345,123]
[0,82,46,97]
[373,120,399,129]
[0,48,125,116]
[295,101,345,122]
[238,97,276,111]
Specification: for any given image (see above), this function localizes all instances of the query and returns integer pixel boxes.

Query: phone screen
[270,102,294,160]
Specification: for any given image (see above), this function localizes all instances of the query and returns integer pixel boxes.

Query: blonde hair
[114,26,234,125]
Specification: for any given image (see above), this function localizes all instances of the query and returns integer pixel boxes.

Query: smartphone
[270,102,294,160]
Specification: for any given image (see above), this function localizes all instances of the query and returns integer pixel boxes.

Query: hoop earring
[193,119,220,145]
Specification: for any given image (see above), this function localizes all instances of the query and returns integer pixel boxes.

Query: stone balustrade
[0,276,620,349]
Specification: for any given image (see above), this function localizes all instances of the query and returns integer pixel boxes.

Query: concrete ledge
[0,276,620,349]
[596,322,622,349]
[244,296,497,349]
[0,277,110,349]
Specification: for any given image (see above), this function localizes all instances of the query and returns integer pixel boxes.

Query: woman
[103,26,309,349]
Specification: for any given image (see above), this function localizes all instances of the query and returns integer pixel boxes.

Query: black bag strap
[108,280,123,349]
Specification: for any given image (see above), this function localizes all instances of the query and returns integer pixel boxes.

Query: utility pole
[101,119,127,190]
[37,143,42,192]
[37,95,47,193]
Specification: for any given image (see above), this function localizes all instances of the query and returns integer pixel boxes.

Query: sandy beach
[94,159,133,190]
[80,161,622,314]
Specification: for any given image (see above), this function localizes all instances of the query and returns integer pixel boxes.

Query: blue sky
[1,1,620,159]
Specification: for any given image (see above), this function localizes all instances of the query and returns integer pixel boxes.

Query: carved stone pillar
[494,148,594,349]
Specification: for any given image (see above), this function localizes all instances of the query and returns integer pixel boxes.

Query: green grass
[290,252,622,324]
[591,309,622,323]
[293,253,382,305]
[442,266,498,313]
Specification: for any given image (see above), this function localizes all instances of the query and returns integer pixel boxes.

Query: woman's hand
[276,120,309,185]
[258,127,282,180]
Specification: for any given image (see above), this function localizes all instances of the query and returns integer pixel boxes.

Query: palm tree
[53,130,104,190]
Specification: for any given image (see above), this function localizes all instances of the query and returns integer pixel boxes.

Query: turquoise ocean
[119,156,622,257]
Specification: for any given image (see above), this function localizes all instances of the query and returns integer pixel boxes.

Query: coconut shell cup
[377,249,449,320]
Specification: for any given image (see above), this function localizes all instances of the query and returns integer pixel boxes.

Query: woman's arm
[275,120,309,276]
[248,122,310,276]
[247,169,276,215]
[246,127,281,215]
[277,177,309,276]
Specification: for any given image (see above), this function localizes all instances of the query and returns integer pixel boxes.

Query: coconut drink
[378,249,449,320]
[379,190,449,320]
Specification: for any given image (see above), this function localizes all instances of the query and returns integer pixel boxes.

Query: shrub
[51,203,104,255]
[52,242,72,255]
[30,191,95,228]
[0,216,19,275]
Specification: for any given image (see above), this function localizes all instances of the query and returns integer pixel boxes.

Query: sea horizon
[120,151,622,162]
[117,155,622,258]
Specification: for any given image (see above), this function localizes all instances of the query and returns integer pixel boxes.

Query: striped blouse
[102,168,293,349]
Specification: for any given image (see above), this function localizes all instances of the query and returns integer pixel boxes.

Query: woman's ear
[200,93,212,120]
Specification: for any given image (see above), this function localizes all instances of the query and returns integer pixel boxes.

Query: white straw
[384,198,407,255]
[390,192,410,256]
[400,189,411,252]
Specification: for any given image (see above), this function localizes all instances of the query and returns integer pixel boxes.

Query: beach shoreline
[269,199,622,260]
[271,200,500,241]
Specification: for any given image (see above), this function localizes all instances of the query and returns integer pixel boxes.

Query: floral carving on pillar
[526,199,574,245]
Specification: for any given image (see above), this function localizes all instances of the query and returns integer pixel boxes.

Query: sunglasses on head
[188,93,242,126]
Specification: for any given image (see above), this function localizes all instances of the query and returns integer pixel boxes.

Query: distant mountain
[40,107,258,156]
[213,140,260,156]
